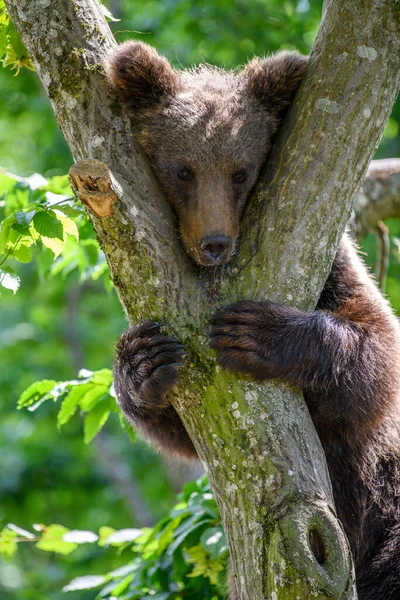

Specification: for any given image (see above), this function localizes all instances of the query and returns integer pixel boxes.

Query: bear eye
[232,170,247,183]
[178,167,193,182]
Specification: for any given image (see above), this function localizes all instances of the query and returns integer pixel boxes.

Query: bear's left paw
[209,300,278,380]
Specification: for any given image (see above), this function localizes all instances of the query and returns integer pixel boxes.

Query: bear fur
[108,41,400,599]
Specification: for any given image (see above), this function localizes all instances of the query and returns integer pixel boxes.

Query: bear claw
[114,321,185,409]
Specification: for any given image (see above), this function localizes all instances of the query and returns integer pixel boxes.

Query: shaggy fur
[109,42,400,599]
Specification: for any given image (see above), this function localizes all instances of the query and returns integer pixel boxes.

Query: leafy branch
[0,170,109,295]
[0,477,228,600]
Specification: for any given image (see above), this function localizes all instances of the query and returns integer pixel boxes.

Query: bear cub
[108,41,400,600]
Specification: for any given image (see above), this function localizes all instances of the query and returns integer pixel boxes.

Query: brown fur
[107,42,307,265]
[110,42,400,599]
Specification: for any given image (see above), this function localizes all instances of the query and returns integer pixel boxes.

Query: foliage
[0,169,177,598]
[0,0,398,177]
[0,170,110,297]
[18,368,117,444]
[0,0,33,73]
[0,476,227,600]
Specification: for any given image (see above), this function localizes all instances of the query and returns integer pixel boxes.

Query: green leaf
[186,544,225,585]
[11,222,31,235]
[79,385,109,411]
[57,383,93,428]
[168,519,212,555]
[18,379,58,408]
[0,214,16,254]
[83,399,112,444]
[104,575,133,596]
[0,172,17,195]
[50,201,82,218]
[12,244,32,263]
[141,594,170,600]
[33,210,63,239]
[91,368,113,386]
[44,174,72,195]
[14,209,36,226]
[102,528,143,546]
[200,527,228,558]
[62,575,106,592]
[40,234,65,257]
[0,528,18,560]
[56,214,79,241]
[36,525,78,555]
[199,497,220,519]
[98,526,116,547]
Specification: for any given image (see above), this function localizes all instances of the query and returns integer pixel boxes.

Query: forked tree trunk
[6,0,400,598]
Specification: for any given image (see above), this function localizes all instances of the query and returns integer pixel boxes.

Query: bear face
[108,42,308,266]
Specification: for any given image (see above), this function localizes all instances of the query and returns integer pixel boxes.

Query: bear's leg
[209,257,400,437]
[114,322,197,458]
[356,523,400,600]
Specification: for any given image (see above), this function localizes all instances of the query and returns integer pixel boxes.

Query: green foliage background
[0,1,399,599]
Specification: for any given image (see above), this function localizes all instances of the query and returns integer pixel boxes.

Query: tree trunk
[5,0,400,598]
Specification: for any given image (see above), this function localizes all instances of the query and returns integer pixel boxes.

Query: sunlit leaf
[18,379,59,408]
[40,234,65,257]
[0,527,18,560]
[0,267,20,293]
[36,524,78,555]
[12,244,32,263]
[56,214,79,241]
[62,530,99,544]
[103,528,143,546]
[91,368,113,387]
[33,210,63,239]
[83,399,112,444]
[200,527,228,558]
[98,526,116,547]
[57,383,93,428]
[62,575,106,591]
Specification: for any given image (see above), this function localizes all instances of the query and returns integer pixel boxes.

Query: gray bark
[355,158,400,238]
[5,0,400,598]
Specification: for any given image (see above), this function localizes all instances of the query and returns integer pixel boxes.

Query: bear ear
[107,41,179,112]
[244,52,308,118]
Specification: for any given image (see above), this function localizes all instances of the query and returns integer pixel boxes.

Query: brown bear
[108,41,400,599]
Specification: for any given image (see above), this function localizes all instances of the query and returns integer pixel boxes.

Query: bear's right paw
[114,322,185,409]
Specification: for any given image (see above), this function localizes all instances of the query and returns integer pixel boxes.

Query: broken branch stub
[69,159,122,218]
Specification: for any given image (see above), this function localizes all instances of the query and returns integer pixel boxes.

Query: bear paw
[114,321,185,408]
[209,301,278,381]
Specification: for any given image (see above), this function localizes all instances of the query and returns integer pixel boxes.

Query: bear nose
[199,234,231,265]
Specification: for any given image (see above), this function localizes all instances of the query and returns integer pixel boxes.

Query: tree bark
[5,0,400,598]
[355,158,400,239]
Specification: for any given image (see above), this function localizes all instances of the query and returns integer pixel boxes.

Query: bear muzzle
[198,234,231,266]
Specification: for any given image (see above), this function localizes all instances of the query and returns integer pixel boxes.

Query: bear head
[107,42,308,266]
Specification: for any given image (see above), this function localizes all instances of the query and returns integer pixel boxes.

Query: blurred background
[0,0,399,598]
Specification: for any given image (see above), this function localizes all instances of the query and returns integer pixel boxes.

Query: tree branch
[5,0,400,598]
[355,158,400,239]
